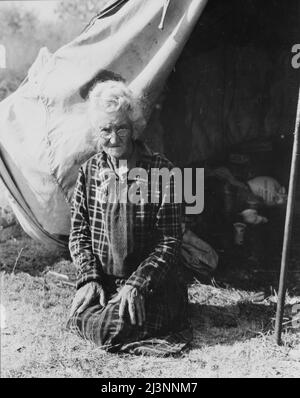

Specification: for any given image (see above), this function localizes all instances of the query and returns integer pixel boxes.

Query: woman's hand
[69,281,106,317]
[109,285,145,326]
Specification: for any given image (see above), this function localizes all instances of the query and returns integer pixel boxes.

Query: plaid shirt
[69,140,183,295]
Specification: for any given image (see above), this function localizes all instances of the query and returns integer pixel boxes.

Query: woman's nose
[109,131,119,144]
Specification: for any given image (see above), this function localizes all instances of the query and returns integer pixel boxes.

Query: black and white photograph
[0,0,299,380]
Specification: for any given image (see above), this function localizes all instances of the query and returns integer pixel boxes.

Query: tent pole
[275,86,300,345]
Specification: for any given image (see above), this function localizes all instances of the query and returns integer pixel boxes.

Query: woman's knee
[67,303,133,347]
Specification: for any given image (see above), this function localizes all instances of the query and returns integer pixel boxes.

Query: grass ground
[1,232,300,378]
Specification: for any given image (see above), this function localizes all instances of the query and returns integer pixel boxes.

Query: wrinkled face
[94,111,133,159]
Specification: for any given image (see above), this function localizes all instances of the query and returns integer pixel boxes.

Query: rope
[159,0,171,30]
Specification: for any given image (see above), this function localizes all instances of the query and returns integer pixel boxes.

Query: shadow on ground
[0,234,70,277]
[188,298,299,351]
[190,301,275,332]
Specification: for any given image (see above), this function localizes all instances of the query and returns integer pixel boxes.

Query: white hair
[88,80,146,139]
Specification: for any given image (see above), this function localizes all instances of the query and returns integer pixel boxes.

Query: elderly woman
[67,80,191,355]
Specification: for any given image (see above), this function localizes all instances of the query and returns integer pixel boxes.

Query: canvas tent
[0,0,208,247]
[0,0,299,247]
[1,0,298,249]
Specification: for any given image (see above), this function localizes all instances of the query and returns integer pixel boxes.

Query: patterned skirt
[67,274,192,356]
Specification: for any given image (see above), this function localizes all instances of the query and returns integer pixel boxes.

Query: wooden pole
[275,86,300,345]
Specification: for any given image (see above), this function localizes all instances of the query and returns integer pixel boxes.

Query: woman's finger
[108,292,121,304]
[135,297,144,327]
[140,295,146,324]
[128,295,136,325]
[76,297,92,315]
[119,295,127,320]
[69,295,84,318]
[99,289,107,307]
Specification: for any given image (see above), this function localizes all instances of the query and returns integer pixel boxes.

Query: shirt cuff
[76,271,103,290]
[125,274,153,295]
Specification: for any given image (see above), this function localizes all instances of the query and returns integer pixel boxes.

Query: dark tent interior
[144,0,300,292]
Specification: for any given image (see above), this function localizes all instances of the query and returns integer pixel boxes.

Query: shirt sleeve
[69,166,103,290]
[126,173,183,295]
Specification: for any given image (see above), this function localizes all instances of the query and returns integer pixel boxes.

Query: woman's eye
[117,128,130,136]
[100,129,110,137]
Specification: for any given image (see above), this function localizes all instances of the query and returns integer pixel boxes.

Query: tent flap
[0,0,208,247]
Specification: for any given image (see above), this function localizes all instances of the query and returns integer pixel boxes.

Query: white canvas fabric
[0,0,207,246]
